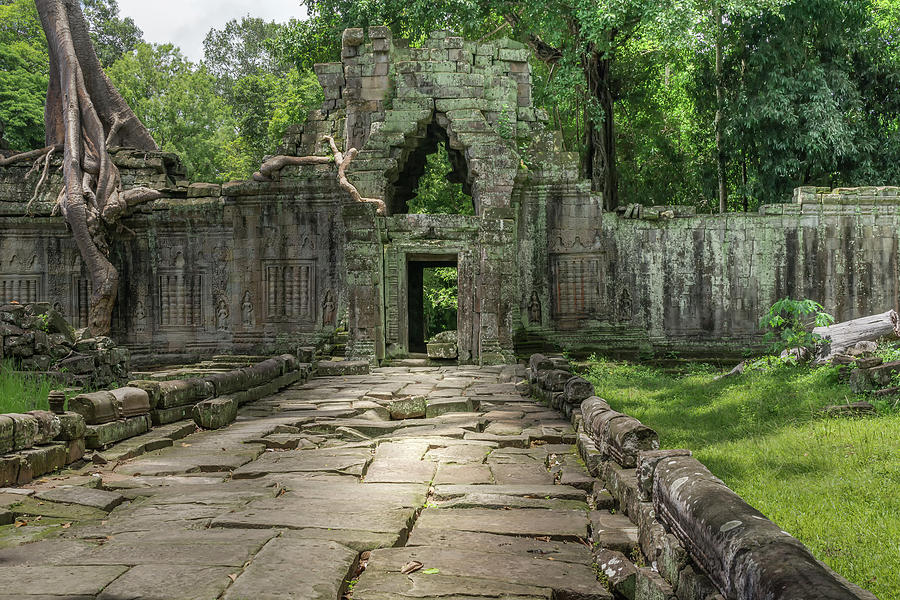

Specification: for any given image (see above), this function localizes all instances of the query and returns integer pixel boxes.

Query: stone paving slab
[223,537,358,600]
[406,529,592,564]
[0,565,128,597]
[34,485,126,511]
[97,564,235,600]
[0,365,627,599]
[360,546,610,599]
[414,507,590,540]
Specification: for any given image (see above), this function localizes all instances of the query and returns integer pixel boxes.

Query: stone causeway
[0,365,629,600]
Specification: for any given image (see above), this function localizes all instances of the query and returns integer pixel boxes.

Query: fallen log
[813,309,900,364]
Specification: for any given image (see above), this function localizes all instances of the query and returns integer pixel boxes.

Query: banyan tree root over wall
[34,0,161,336]
[254,135,386,214]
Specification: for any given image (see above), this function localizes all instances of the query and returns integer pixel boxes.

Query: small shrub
[760,298,834,353]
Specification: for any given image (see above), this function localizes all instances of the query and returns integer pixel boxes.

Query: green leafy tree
[0,0,48,151]
[203,16,285,96]
[723,0,900,205]
[107,43,235,181]
[220,69,323,179]
[760,298,835,353]
[203,17,323,178]
[424,267,458,339]
[81,0,143,67]
[408,143,474,215]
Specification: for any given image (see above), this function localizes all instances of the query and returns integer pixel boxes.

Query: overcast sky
[116,0,307,63]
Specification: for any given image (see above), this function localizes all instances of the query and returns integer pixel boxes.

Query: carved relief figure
[216,295,230,331]
[134,301,147,331]
[241,291,254,327]
[322,289,336,326]
[528,291,542,325]
[617,287,633,322]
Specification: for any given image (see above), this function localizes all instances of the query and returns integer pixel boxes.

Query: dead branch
[253,135,385,214]
[0,145,63,167]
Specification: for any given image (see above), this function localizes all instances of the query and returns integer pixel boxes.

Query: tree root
[0,144,63,167]
[37,0,158,336]
[253,135,385,214]
[25,147,56,214]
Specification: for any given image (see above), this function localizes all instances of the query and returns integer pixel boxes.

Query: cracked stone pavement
[0,365,624,599]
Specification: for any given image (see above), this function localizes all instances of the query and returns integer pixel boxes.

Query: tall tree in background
[80,0,141,67]
[204,16,324,176]
[33,0,159,334]
[0,0,48,151]
[108,42,235,180]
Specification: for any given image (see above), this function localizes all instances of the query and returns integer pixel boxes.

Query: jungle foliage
[1,0,899,205]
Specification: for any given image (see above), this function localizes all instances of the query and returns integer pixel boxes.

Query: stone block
[150,404,192,426]
[425,397,473,418]
[156,378,211,408]
[564,376,594,404]
[192,396,238,430]
[17,443,67,482]
[27,410,61,444]
[635,567,676,600]
[66,437,85,463]
[389,395,427,419]
[108,387,151,418]
[57,353,95,374]
[538,369,571,392]
[70,391,119,425]
[594,548,638,599]
[426,342,458,359]
[36,485,126,511]
[316,360,370,376]
[0,414,14,454]
[5,413,37,450]
[84,415,151,449]
[55,411,86,441]
[637,449,692,502]
[342,27,364,47]
[186,182,221,197]
[0,454,21,486]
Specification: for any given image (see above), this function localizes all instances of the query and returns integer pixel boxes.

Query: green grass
[0,360,53,413]
[579,357,900,600]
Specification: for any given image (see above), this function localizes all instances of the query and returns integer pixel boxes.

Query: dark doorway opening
[407,257,458,353]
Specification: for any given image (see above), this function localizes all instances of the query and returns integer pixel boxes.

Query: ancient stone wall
[0,152,346,366]
[524,185,900,357]
[2,28,900,364]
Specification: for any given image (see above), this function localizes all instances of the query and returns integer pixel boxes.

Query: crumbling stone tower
[283,27,598,365]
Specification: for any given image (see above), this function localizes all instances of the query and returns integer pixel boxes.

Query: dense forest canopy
[1,0,899,211]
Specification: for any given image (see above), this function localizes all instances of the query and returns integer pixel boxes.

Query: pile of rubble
[0,302,129,387]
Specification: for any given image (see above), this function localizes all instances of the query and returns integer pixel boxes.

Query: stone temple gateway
[1,27,898,366]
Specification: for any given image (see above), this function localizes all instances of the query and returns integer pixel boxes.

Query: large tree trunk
[35,0,157,336]
[714,5,727,213]
[813,309,900,364]
[585,51,619,211]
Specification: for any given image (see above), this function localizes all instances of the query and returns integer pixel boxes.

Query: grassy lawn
[579,358,900,600]
[0,360,53,413]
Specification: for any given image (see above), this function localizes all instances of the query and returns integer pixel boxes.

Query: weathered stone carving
[215,295,229,331]
[322,289,336,326]
[241,291,254,327]
[528,291,542,326]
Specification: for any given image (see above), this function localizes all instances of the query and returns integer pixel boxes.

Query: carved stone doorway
[407,255,457,354]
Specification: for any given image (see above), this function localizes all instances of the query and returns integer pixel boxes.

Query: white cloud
[116,0,308,63]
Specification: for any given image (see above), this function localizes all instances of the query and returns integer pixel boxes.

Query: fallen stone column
[581,396,659,468]
[109,387,151,417]
[651,455,875,600]
[70,391,119,425]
